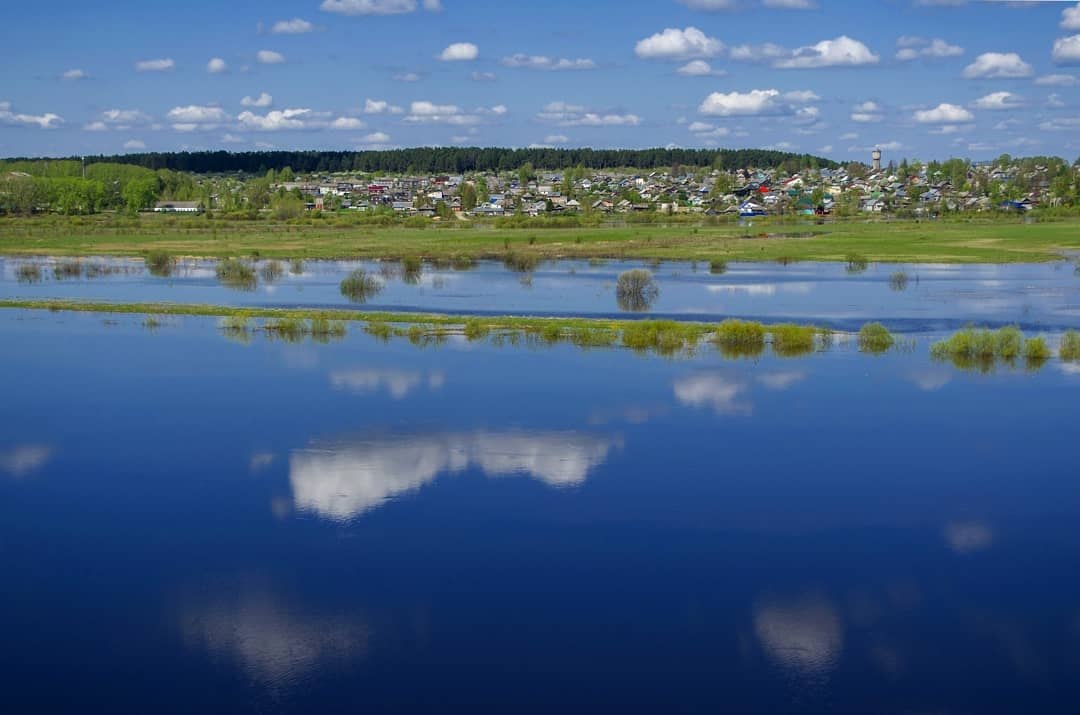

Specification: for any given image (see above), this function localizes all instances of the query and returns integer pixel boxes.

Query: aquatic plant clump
[889,271,909,291]
[1023,337,1051,362]
[621,320,704,356]
[1061,330,1080,361]
[309,317,347,341]
[504,251,539,273]
[16,264,42,283]
[845,254,869,274]
[770,323,818,357]
[401,256,423,285]
[340,269,384,304]
[616,269,660,312]
[930,326,1048,371]
[53,260,83,279]
[216,258,257,290]
[709,259,727,275]
[260,260,285,282]
[463,318,491,341]
[145,250,175,277]
[857,322,895,354]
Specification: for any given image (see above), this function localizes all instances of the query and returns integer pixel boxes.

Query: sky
[1,0,1079,163]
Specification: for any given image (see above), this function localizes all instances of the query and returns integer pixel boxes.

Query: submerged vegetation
[16,263,42,283]
[260,260,285,283]
[889,270,910,291]
[215,258,257,290]
[53,259,83,279]
[615,269,660,312]
[709,259,727,275]
[857,322,895,354]
[340,269,384,303]
[145,250,175,277]
[845,253,869,274]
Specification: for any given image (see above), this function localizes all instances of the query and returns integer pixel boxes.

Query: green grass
[3,214,1080,264]
[770,323,818,357]
[930,325,1052,371]
[621,320,707,356]
[1024,336,1051,363]
[857,322,895,354]
[215,258,257,290]
[1061,330,1080,361]
[340,269,383,303]
[713,319,766,358]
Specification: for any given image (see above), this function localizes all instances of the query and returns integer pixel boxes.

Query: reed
[53,259,83,279]
[1061,330,1080,361]
[402,256,423,284]
[16,263,42,283]
[145,249,175,277]
[889,270,909,291]
[770,323,817,356]
[845,254,868,274]
[857,322,895,354]
[260,260,285,282]
[216,258,257,290]
[340,269,383,303]
[503,251,539,273]
[463,318,490,341]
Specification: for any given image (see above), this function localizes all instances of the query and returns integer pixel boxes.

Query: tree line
[6,147,838,176]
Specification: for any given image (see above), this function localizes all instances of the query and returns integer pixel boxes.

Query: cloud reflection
[290,431,619,521]
[181,593,366,688]
[754,595,844,678]
[945,521,993,554]
[674,374,751,415]
[329,368,445,399]
[0,444,52,478]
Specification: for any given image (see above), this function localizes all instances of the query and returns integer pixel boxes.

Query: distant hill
[5,148,839,175]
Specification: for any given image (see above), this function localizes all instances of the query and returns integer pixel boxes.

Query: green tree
[460,182,478,211]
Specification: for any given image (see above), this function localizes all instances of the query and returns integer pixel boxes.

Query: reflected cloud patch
[0,444,52,478]
[754,594,844,678]
[290,431,619,521]
[757,371,806,391]
[945,521,993,554]
[329,368,445,399]
[674,374,752,415]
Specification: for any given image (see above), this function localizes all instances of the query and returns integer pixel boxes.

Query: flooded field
[2,310,1079,712]
[3,255,1079,332]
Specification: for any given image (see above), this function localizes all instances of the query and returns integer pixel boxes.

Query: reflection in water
[907,368,953,392]
[758,370,806,391]
[329,368,445,399]
[754,594,844,678]
[673,374,752,415]
[945,521,994,554]
[181,592,367,688]
[0,444,52,478]
[290,431,619,521]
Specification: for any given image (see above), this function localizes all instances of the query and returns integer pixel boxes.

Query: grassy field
[2,214,1079,263]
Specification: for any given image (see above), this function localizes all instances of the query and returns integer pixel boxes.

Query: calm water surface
[3,255,1080,332]
[2,311,1079,712]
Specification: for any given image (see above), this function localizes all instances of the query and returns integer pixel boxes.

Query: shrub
[1061,330,1080,361]
[53,259,82,279]
[260,260,285,282]
[289,258,305,275]
[845,254,868,273]
[145,249,175,277]
[616,269,660,312]
[340,269,383,303]
[770,323,817,356]
[463,318,490,341]
[16,264,42,283]
[402,256,423,284]
[504,251,539,273]
[857,322,895,354]
[1023,337,1051,362]
[889,271,909,291]
[709,259,727,275]
[264,317,306,342]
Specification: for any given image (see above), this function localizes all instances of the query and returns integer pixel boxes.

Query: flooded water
[2,310,1080,713]
[3,255,1080,332]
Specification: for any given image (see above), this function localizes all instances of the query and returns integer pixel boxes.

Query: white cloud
[1047,93,1065,109]
[237,108,312,131]
[763,0,818,7]
[783,90,820,103]
[257,50,286,64]
[393,72,421,82]
[83,121,108,132]
[102,108,152,125]
[536,101,640,126]
[0,103,63,129]
[330,117,365,130]
[774,36,879,69]
[439,42,479,62]
[851,100,884,122]
[1053,35,1080,66]
[913,103,974,123]
[363,98,403,114]
[1063,3,1080,30]
[688,121,730,138]
[320,0,429,15]
[962,52,1033,79]
[544,134,569,144]
[471,71,497,81]
[167,105,229,132]
[241,92,273,108]
[674,374,750,415]
[361,131,392,143]
[971,91,1023,110]
[1035,73,1079,87]
[677,0,736,9]
[500,54,595,71]
[62,68,87,80]
[635,27,724,60]
[135,58,174,72]
[1039,116,1080,131]
[402,101,500,125]
[271,18,314,34]
[895,37,963,61]
[730,42,789,63]
[221,133,244,144]
[698,89,784,116]
[676,60,726,76]
[207,57,227,74]
[123,139,146,150]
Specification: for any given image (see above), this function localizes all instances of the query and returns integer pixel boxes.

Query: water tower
[871,148,882,172]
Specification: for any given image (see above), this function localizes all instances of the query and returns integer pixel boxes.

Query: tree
[122,177,160,213]
[460,182,478,211]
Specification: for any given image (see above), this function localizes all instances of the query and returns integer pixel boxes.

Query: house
[739,200,766,217]
[153,201,202,214]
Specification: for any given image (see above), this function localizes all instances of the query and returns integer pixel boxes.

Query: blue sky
[1,0,1079,162]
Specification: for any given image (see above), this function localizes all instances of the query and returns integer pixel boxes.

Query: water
[2,310,1079,713]
[4,256,1080,332]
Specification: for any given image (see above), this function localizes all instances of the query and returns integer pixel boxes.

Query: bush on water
[1061,330,1080,361]
[145,250,175,277]
[857,322,895,354]
[616,269,659,312]
[340,269,383,303]
[216,259,257,290]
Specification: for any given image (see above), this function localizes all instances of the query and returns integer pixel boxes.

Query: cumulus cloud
[363,98,403,114]
[635,27,724,60]
[677,0,736,9]
[402,101,502,125]
[1053,35,1080,66]
[971,91,1023,110]
[851,100,884,122]
[271,17,314,34]
[237,108,313,131]
[123,139,146,150]
[774,35,879,69]
[438,42,479,62]
[500,54,595,71]
[729,42,789,63]
[241,92,273,108]
[360,131,391,143]
[206,57,227,74]
[687,121,730,138]
[0,103,63,129]
[320,0,435,14]
[763,0,817,7]
[674,374,751,415]
[698,89,786,116]
[329,116,365,130]
[536,101,641,126]
[913,103,974,123]
[62,68,88,80]
[676,60,726,76]
[135,58,174,72]
[167,105,229,132]
[83,121,108,132]
[102,108,152,126]
[257,50,285,64]
[1035,73,1079,87]
[1063,3,1080,31]
[962,52,1033,79]
[895,37,963,61]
